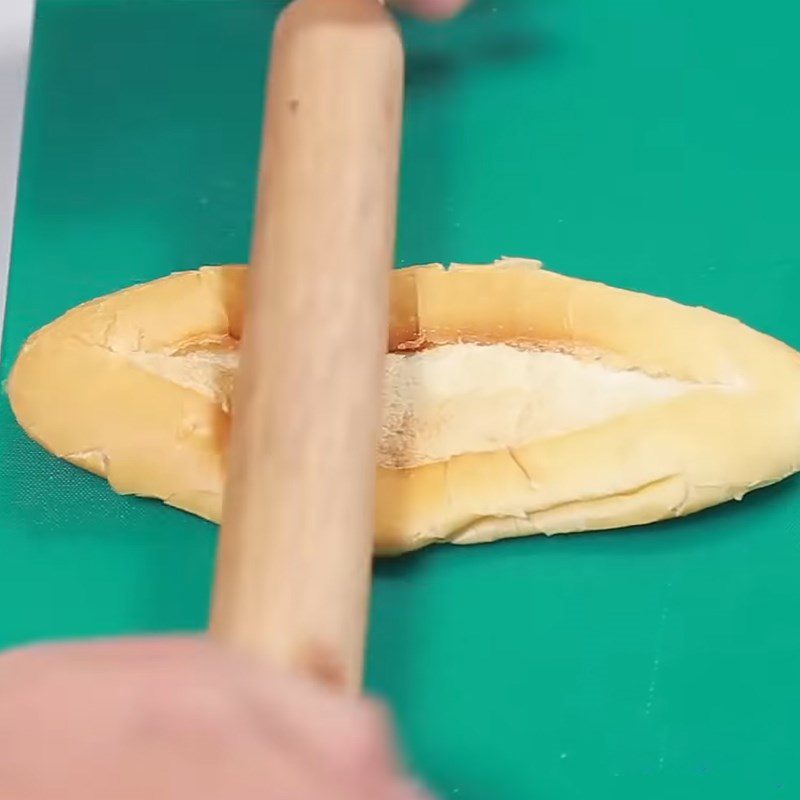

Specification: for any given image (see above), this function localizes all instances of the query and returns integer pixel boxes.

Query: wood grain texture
[210,0,404,691]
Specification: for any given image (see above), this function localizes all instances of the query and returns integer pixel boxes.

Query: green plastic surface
[2,1,800,797]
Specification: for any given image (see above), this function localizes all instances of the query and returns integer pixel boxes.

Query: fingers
[236,654,401,779]
[108,638,428,796]
[0,638,436,799]
[390,0,470,20]
[181,639,433,799]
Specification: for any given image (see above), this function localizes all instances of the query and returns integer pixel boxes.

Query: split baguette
[8,258,800,554]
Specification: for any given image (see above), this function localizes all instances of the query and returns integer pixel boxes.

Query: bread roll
[8,258,800,554]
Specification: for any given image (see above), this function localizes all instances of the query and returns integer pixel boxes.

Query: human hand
[390,0,469,19]
[0,637,431,800]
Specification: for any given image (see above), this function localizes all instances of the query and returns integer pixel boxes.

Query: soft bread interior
[125,340,702,470]
[127,343,238,412]
[380,343,700,469]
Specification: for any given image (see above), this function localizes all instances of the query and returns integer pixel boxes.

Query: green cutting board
[2,1,799,797]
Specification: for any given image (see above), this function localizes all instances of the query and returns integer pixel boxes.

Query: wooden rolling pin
[209,0,404,692]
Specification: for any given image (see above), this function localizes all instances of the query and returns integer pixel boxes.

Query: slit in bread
[7,258,800,554]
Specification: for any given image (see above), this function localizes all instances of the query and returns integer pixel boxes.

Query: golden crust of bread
[8,258,800,554]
